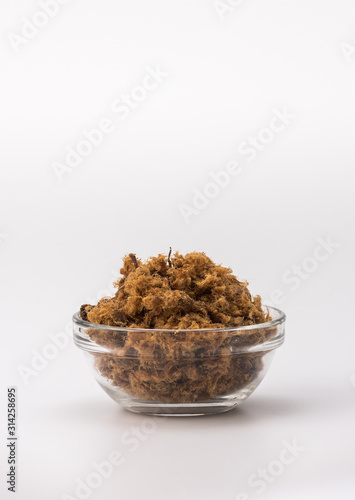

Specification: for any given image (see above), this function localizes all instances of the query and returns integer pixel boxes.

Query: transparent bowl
[73,306,285,416]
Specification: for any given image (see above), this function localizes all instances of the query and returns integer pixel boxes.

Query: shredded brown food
[80,251,274,403]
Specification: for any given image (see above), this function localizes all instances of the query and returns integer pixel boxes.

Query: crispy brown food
[80,251,274,403]
[82,251,270,329]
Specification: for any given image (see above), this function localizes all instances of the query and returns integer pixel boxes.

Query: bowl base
[99,383,256,416]
[121,400,239,417]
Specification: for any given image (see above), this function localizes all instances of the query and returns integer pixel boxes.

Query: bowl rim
[72,305,286,333]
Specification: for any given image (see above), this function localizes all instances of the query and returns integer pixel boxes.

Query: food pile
[80,251,274,403]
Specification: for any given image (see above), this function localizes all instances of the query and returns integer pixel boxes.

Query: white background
[1,0,355,499]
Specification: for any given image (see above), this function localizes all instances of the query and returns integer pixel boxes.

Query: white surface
[1,0,355,499]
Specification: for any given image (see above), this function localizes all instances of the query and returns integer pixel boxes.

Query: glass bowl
[73,306,285,416]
